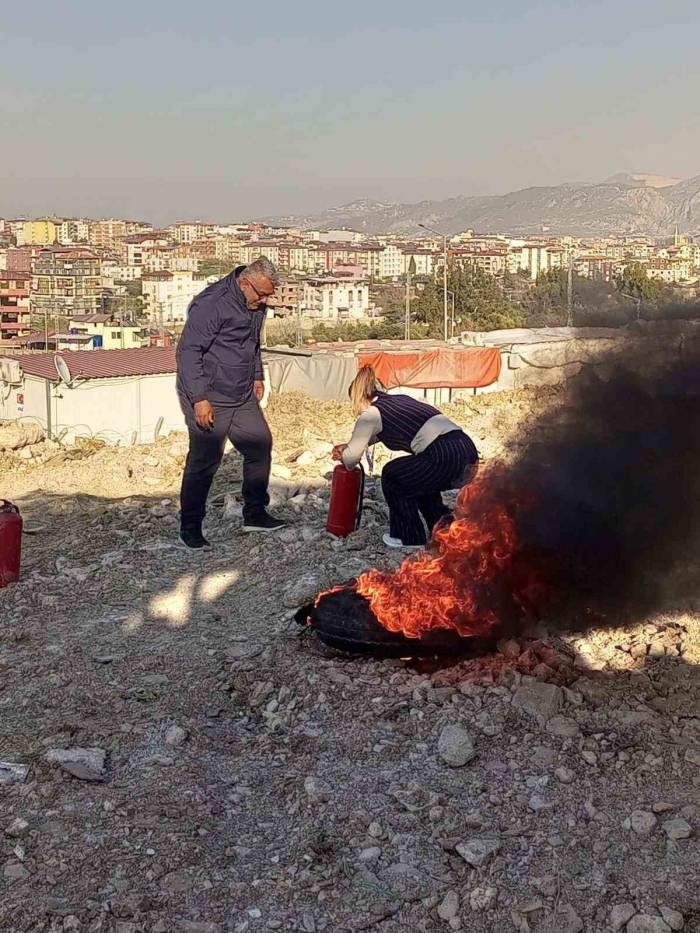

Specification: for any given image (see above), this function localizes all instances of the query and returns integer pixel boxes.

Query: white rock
[626,915,672,933]
[630,810,657,836]
[278,527,298,544]
[469,886,497,911]
[456,838,500,868]
[437,724,476,767]
[303,776,331,803]
[0,762,28,784]
[5,818,28,838]
[511,681,564,723]
[662,818,692,840]
[437,890,460,921]
[610,903,636,931]
[164,725,188,747]
[546,715,580,737]
[271,463,292,480]
[282,574,323,608]
[659,907,684,931]
[143,455,160,467]
[296,451,317,467]
[45,747,106,782]
[358,846,381,864]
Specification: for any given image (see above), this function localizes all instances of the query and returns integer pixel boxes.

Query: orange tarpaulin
[359,348,501,390]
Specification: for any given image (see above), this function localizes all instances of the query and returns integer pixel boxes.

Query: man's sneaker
[179,526,210,549]
[382,533,421,550]
[242,512,286,533]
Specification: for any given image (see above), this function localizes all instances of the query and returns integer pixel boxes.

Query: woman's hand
[332,444,348,462]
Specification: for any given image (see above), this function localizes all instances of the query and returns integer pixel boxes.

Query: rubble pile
[0,390,698,932]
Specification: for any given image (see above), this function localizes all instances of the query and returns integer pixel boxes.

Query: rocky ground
[0,390,698,933]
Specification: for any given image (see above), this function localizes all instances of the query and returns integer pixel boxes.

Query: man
[176,256,285,549]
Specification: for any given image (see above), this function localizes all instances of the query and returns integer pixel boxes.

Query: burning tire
[298,586,495,658]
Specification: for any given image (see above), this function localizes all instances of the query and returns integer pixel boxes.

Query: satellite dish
[53,354,73,386]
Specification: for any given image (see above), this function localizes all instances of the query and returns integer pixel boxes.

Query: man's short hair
[241,256,281,287]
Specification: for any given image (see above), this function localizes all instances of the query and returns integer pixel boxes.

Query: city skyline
[2,1,700,223]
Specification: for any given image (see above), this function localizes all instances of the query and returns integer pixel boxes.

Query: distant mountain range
[269,173,700,237]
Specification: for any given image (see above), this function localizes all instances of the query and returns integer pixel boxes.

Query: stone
[437,890,460,921]
[271,463,293,480]
[437,724,476,767]
[626,916,672,933]
[555,766,575,784]
[358,847,381,864]
[278,527,298,544]
[282,573,323,608]
[304,776,331,803]
[610,904,636,931]
[0,761,29,784]
[164,724,188,747]
[582,750,598,765]
[511,681,564,723]
[546,715,580,737]
[143,455,160,467]
[296,451,317,467]
[5,817,29,838]
[3,859,30,883]
[379,862,434,902]
[551,904,583,933]
[659,908,684,931]
[455,838,500,868]
[662,818,692,840]
[469,886,497,911]
[45,747,106,781]
[630,810,657,836]
[684,747,700,767]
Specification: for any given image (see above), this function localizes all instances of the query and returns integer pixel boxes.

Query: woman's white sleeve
[341,407,382,469]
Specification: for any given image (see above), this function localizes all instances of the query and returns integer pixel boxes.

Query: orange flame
[355,469,547,639]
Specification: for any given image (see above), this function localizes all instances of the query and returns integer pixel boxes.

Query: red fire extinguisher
[0,500,22,588]
[327,464,365,537]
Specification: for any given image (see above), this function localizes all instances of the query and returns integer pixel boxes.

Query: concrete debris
[0,762,29,784]
[511,680,564,723]
[45,747,106,781]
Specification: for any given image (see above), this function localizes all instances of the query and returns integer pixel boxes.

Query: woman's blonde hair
[349,365,381,416]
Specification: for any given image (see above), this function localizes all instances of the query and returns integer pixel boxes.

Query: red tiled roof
[2,347,177,382]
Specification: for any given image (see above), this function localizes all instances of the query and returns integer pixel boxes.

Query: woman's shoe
[382,533,421,550]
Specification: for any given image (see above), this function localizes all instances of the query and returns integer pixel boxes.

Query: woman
[332,366,479,548]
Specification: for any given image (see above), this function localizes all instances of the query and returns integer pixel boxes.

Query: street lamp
[418,223,449,342]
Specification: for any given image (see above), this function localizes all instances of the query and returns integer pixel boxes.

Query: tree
[616,262,660,301]
[411,264,523,336]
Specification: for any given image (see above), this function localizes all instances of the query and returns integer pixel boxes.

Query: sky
[1,0,700,224]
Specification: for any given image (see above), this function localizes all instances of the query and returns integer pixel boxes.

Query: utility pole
[418,223,449,342]
[566,248,574,327]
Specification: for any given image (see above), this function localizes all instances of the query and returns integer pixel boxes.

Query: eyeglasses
[246,279,275,301]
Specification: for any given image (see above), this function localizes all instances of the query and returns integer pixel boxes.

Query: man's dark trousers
[179,397,271,528]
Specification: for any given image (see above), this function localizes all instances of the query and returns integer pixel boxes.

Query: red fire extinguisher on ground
[327,464,365,537]
[0,501,22,588]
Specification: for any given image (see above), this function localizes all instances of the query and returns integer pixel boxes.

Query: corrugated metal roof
[2,347,177,382]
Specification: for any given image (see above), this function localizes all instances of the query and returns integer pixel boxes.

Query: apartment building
[30,248,103,317]
[302,277,370,320]
[57,220,90,245]
[141,270,207,324]
[19,220,58,246]
[88,220,128,251]
[0,271,31,340]
[121,233,171,267]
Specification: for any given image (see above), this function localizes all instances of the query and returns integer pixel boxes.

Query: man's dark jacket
[176,266,266,407]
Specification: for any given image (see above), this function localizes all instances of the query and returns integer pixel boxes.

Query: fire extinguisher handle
[355,463,365,530]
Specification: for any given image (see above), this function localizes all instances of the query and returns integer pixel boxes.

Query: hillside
[270,175,700,237]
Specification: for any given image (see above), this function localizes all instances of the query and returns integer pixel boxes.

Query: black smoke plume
[503,334,700,626]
